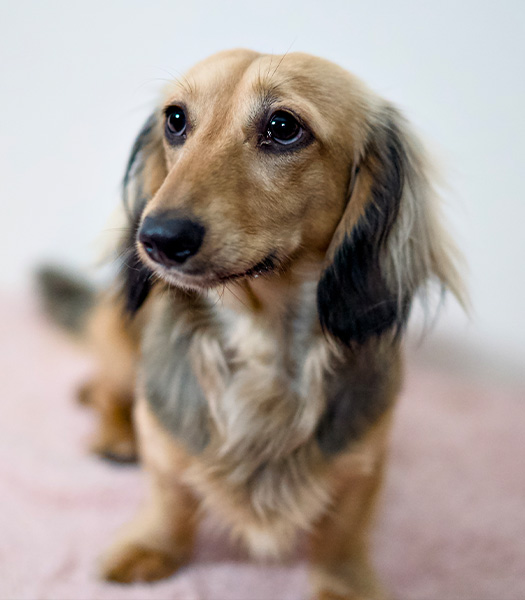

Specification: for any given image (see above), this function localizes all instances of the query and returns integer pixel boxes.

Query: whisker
[225,282,249,310]
[269,39,296,82]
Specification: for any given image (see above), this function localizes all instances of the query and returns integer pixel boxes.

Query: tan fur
[102,383,397,599]
[101,393,198,582]
[308,412,396,600]
[76,49,464,599]
[80,292,139,461]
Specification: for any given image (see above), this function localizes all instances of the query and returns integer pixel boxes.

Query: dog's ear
[119,112,167,315]
[317,106,463,346]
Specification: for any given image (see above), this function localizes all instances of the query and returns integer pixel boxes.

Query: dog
[39,48,463,599]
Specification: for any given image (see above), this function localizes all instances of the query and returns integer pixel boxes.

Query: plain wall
[1,0,524,380]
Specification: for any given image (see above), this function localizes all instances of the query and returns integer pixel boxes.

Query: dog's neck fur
[142,262,397,556]
[181,272,333,556]
[215,254,325,323]
[191,268,328,457]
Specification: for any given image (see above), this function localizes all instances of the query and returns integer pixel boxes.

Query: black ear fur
[121,196,154,315]
[118,114,159,315]
[317,115,411,345]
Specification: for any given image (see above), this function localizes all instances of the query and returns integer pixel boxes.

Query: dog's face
[124,49,461,345]
[136,49,370,289]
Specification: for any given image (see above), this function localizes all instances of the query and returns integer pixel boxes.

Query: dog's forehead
[183,49,260,97]
[168,52,351,106]
[183,51,351,105]
[161,50,374,149]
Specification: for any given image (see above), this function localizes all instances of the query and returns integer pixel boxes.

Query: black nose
[138,214,205,267]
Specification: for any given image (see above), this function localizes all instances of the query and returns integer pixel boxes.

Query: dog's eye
[165,106,187,140]
[266,111,302,145]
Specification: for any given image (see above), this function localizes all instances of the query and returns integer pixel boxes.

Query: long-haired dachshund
[40,48,463,599]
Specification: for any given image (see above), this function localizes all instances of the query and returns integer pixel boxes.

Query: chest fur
[141,293,398,555]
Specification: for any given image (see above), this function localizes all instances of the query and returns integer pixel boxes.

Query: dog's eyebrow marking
[171,73,196,96]
[163,76,197,105]
[240,90,280,139]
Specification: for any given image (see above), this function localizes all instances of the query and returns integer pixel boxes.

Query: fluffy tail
[35,266,97,338]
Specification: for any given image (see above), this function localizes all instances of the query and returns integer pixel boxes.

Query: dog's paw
[77,381,95,406]
[91,435,137,464]
[90,409,138,464]
[314,591,377,600]
[315,591,356,600]
[100,543,184,583]
[313,586,388,600]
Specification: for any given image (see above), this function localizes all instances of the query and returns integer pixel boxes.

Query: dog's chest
[141,293,333,547]
[141,292,396,554]
[143,289,318,448]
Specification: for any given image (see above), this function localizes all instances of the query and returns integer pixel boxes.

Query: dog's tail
[35,266,97,339]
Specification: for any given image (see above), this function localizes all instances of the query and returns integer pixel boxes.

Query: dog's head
[121,49,462,345]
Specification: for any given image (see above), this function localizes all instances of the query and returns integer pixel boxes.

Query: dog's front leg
[79,377,136,463]
[308,449,388,600]
[100,393,199,583]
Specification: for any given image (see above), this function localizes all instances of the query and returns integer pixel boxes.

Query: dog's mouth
[144,253,278,291]
[217,254,277,283]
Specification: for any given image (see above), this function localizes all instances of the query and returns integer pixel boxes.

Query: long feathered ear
[317,105,464,346]
[118,112,167,315]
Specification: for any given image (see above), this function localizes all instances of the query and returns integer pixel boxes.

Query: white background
[1,0,524,381]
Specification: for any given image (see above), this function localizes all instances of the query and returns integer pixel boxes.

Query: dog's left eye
[266,111,303,145]
[165,106,187,141]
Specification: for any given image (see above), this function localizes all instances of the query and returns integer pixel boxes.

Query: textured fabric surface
[1,294,524,600]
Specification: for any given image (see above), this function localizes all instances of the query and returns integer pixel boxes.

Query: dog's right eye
[259,109,312,153]
[165,106,187,142]
[267,111,302,145]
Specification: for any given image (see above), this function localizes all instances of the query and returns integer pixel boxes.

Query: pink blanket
[1,294,524,599]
